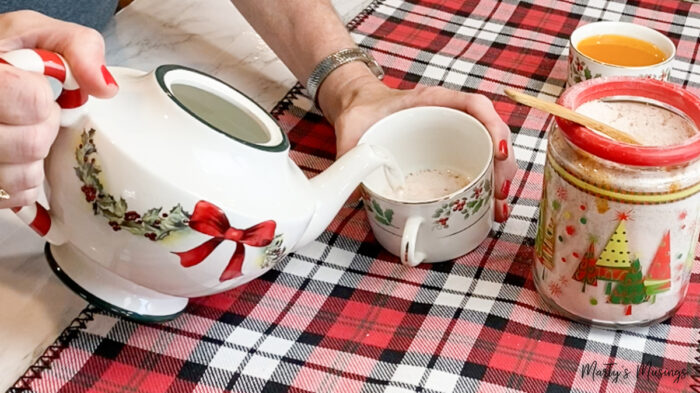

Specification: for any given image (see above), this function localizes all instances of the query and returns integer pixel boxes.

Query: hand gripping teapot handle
[1,49,88,245]
[0,48,88,127]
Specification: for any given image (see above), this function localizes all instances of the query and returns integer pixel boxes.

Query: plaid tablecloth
[10,0,700,392]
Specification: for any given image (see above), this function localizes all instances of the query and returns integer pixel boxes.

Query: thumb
[0,10,117,98]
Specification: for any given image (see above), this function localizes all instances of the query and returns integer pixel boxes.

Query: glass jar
[533,77,700,328]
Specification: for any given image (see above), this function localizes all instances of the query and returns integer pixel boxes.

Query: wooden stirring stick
[504,89,641,145]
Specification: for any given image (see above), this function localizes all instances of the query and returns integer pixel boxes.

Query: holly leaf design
[384,209,393,223]
[473,199,483,213]
[95,194,125,219]
[369,199,394,226]
[141,208,162,225]
[584,68,592,80]
[372,200,383,216]
[375,216,390,226]
[74,129,191,241]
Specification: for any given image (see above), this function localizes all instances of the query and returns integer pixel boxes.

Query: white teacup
[359,107,494,266]
[568,21,675,87]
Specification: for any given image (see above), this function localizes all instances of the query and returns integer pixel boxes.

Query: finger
[0,64,55,125]
[0,10,117,98]
[494,198,510,223]
[493,156,518,200]
[493,154,517,224]
[0,102,60,163]
[462,95,512,162]
[0,161,44,193]
[0,186,40,209]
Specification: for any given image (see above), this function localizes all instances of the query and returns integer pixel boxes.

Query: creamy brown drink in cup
[382,168,472,202]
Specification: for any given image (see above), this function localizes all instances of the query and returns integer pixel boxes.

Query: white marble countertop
[0,0,370,389]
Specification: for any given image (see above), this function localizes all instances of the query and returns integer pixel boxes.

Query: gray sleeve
[0,0,119,31]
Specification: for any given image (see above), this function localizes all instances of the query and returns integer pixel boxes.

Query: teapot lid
[156,65,289,152]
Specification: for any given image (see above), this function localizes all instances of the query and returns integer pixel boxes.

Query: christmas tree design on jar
[532,77,700,328]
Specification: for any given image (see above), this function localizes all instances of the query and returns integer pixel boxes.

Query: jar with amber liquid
[534,77,700,327]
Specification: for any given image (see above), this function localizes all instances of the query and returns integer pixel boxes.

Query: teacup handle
[400,216,426,267]
[1,49,89,245]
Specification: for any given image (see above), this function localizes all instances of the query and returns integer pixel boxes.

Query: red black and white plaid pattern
[12,1,700,392]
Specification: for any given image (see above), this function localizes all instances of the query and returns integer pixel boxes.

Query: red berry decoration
[124,211,141,221]
[80,185,97,202]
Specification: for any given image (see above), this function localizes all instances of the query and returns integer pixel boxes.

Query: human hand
[318,64,517,223]
[0,10,118,209]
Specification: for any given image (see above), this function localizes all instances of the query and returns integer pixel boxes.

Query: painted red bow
[174,201,276,281]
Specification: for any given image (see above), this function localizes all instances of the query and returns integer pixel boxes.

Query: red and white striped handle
[0,49,87,127]
[0,49,81,245]
[12,202,66,245]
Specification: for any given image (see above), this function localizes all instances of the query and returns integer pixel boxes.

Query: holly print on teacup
[432,176,491,229]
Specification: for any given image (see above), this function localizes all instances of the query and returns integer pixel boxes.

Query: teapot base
[45,243,187,323]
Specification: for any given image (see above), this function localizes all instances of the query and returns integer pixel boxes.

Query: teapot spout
[295,143,397,249]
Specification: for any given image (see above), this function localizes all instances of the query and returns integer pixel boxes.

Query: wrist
[317,61,387,125]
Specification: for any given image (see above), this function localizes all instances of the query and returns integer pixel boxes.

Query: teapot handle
[0,48,88,127]
[11,203,67,245]
[1,49,86,245]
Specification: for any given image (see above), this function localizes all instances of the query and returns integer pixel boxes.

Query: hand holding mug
[319,75,517,223]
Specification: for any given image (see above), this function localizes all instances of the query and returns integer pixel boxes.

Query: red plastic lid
[556,77,700,167]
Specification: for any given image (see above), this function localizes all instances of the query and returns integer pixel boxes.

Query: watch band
[306,48,384,107]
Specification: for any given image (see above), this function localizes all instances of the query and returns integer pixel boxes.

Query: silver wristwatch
[306,48,384,107]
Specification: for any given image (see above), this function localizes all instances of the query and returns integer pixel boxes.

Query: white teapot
[3,49,394,321]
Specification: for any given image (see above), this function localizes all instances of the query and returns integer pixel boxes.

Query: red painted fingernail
[101,65,118,87]
[502,203,509,218]
[499,140,508,158]
[501,180,511,196]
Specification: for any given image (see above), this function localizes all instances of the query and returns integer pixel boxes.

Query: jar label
[548,153,700,204]
[534,158,698,324]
